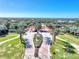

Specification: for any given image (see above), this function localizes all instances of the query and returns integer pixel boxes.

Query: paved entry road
[23,32,52,59]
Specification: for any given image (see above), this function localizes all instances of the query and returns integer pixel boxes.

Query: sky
[0,0,79,18]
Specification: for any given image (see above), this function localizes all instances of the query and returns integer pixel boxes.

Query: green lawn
[0,33,79,59]
[50,39,79,59]
[0,33,18,42]
[0,33,24,59]
[50,33,79,59]
[0,38,24,59]
[58,33,79,45]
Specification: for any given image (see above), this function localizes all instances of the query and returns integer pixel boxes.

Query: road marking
[0,36,19,45]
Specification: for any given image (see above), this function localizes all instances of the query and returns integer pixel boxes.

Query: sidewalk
[23,32,52,59]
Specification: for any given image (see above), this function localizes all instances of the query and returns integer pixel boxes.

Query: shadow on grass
[62,41,77,54]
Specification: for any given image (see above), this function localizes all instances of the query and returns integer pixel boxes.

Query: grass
[50,39,79,59]
[58,33,79,45]
[0,33,18,42]
[0,38,24,59]
[0,33,24,59]
[0,33,79,59]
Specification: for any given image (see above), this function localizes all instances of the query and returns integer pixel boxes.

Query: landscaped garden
[0,33,24,59]
[0,33,79,59]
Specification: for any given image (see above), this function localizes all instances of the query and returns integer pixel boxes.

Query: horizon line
[0,17,79,18]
